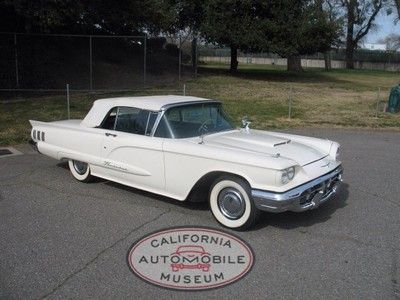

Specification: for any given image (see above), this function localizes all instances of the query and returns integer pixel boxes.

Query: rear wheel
[209,175,260,230]
[68,160,93,182]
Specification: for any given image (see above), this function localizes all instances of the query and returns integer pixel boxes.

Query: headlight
[335,146,340,160]
[280,166,295,184]
[329,142,341,161]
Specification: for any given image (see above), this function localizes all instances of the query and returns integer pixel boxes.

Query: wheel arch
[186,170,252,203]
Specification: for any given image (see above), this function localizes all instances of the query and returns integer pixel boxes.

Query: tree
[262,0,339,71]
[201,0,338,72]
[151,0,205,72]
[340,0,386,69]
[201,0,264,72]
[151,0,204,34]
[0,0,84,33]
[76,0,158,35]
[0,0,160,35]
[318,0,345,70]
[378,33,400,50]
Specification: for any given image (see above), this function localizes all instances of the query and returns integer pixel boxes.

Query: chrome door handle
[105,132,117,137]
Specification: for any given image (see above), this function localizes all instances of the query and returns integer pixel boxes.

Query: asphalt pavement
[1,128,399,299]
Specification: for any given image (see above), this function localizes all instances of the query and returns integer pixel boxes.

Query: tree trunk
[287,55,303,72]
[191,37,198,75]
[345,0,356,69]
[397,0,400,20]
[230,45,238,72]
[324,51,331,71]
[345,45,354,69]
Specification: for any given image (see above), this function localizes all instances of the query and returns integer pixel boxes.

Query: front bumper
[252,166,343,213]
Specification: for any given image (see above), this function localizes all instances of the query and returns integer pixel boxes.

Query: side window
[115,107,146,134]
[101,106,158,136]
[101,107,118,130]
[154,115,172,138]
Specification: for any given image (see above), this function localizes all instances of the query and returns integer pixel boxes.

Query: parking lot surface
[1,128,399,299]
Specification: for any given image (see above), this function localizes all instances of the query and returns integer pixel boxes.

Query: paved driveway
[1,129,399,299]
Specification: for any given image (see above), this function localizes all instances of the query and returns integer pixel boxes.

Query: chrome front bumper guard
[252,166,343,213]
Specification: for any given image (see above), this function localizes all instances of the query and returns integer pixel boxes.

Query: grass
[1,63,399,146]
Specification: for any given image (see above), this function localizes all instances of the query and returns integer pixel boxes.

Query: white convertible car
[30,95,343,230]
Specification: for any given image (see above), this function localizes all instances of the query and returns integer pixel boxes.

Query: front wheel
[68,160,93,182]
[209,175,260,230]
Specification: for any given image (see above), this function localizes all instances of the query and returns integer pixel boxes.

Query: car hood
[205,130,329,166]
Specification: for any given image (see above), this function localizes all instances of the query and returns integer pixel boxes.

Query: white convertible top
[81,95,216,128]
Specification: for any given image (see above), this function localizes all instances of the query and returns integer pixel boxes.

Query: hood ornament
[241,116,251,133]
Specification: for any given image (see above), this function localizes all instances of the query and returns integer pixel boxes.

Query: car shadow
[107,179,350,230]
[252,182,350,231]
[104,181,210,211]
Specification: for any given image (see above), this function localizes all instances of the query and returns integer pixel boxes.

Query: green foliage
[0,0,341,72]
[0,0,84,33]
[0,0,159,35]
[201,0,264,50]
[200,0,339,71]
[200,0,339,55]
[260,0,339,56]
[150,0,205,34]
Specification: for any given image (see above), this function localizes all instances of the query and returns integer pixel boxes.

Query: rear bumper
[252,166,343,213]
[28,139,39,152]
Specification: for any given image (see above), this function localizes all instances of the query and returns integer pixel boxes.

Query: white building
[362,43,386,51]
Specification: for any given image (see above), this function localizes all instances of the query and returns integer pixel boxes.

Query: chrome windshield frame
[150,100,234,138]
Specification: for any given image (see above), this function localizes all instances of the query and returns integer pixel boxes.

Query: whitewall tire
[209,175,260,230]
[68,160,93,182]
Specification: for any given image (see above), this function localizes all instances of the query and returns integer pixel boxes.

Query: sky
[366,10,399,43]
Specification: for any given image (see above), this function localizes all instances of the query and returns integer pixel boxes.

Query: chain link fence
[0,33,198,93]
[199,46,400,71]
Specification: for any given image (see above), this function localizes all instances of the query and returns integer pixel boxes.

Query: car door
[100,106,165,191]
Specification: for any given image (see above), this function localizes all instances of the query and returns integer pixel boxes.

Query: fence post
[66,84,70,119]
[288,85,293,119]
[194,37,198,76]
[183,84,186,96]
[14,34,19,88]
[143,35,147,87]
[89,36,93,91]
[375,87,381,118]
[178,36,182,81]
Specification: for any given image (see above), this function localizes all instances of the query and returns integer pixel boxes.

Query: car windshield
[154,102,235,139]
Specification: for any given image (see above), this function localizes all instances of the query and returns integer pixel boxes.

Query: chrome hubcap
[217,188,246,220]
[73,160,88,175]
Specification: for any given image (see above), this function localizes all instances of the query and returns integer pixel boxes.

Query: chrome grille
[299,172,342,205]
